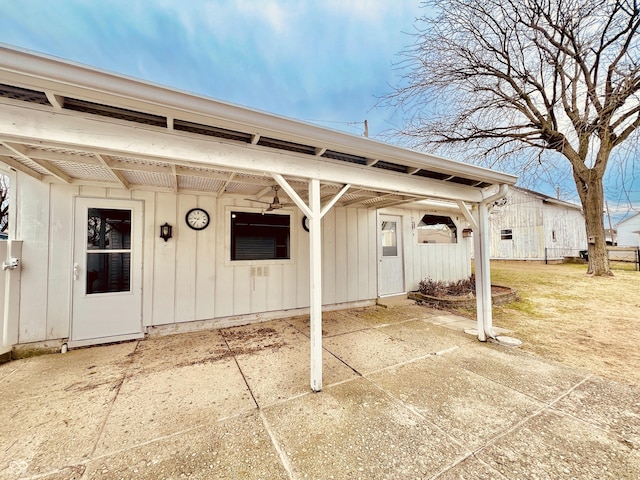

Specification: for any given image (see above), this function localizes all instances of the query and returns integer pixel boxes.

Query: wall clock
[185,208,210,230]
[302,215,310,232]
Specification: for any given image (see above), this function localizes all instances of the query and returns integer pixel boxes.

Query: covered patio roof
[0,45,515,209]
[0,45,517,392]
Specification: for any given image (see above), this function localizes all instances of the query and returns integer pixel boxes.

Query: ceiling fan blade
[244,198,271,205]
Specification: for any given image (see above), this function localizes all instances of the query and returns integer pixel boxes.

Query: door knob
[73,263,79,280]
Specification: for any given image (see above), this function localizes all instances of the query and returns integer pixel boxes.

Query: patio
[1,305,638,479]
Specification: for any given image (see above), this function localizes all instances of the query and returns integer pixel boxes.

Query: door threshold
[67,332,144,349]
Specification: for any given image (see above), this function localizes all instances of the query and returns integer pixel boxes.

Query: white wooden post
[308,178,323,391]
[472,203,494,340]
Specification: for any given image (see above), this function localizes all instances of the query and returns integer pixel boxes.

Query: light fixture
[159,222,173,242]
[462,228,473,238]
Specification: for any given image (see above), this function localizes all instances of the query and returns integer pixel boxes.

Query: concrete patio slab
[94,359,255,456]
[552,375,640,447]
[85,411,289,480]
[232,340,359,407]
[0,384,118,477]
[323,327,427,375]
[0,341,136,404]
[450,342,589,403]
[1,304,637,479]
[368,355,544,451]
[380,319,475,353]
[477,410,640,479]
[287,311,372,338]
[263,377,468,479]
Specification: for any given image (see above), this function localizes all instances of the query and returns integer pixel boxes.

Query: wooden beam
[320,184,350,218]
[96,154,130,189]
[0,104,486,202]
[1,142,71,183]
[45,91,64,109]
[217,172,236,196]
[0,155,43,181]
[171,164,178,193]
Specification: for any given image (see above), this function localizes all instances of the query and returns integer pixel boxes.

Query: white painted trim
[67,332,144,349]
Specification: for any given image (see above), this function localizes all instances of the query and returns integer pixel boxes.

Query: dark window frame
[500,229,513,240]
[417,214,458,244]
[230,211,291,261]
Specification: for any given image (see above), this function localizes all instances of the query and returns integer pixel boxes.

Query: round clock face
[185,208,210,230]
[302,215,310,232]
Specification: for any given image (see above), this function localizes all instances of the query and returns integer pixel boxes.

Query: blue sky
[0,0,638,223]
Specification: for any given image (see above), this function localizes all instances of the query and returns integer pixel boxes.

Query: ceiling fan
[245,185,289,212]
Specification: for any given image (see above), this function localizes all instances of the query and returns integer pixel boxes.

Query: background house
[487,186,587,261]
[616,212,640,247]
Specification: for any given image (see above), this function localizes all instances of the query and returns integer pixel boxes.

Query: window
[501,229,513,240]
[231,211,290,261]
[381,221,398,256]
[417,215,457,244]
[86,208,131,294]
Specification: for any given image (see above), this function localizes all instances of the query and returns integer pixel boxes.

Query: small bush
[418,275,476,297]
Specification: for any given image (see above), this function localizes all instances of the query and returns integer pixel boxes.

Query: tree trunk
[581,177,612,276]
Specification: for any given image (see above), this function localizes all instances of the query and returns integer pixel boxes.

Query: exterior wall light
[462,228,473,238]
[160,222,173,242]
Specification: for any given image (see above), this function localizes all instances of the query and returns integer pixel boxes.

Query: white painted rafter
[1,141,71,183]
[95,154,130,189]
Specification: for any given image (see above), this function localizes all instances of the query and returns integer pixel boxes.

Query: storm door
[378,214,405,296]
[71,198,143,346]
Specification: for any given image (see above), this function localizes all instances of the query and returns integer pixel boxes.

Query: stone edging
[408,285,518,309]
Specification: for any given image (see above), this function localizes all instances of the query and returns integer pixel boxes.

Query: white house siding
[12,174,384,342]
[382,207,472,290]
[488,188,586,260]
[617,213,640,247]
[12,169,474,345]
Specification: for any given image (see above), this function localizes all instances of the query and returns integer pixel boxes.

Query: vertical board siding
[334,208,348,304]
[17,175,50,343]
[322,208,336,305]
[133,190,156,327]
[152,193,178,325]
[46,185,77,339]
[194,195,216,320]
[175,194,198,323]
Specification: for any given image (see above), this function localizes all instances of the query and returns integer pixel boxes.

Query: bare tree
[385,0,640,276]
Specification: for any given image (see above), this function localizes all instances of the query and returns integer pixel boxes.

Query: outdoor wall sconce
[159,222,173,242]
[462,228,473,238]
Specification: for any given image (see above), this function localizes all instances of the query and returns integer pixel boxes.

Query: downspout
[474,184,508,340]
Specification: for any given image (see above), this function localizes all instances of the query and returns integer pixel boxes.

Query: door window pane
[86,208,132,294]
[381,221,398,256]
[87,208,131,250]
[86,252,131,294]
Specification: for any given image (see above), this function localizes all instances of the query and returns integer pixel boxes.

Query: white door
[71,198,143,346]
[379,214,405,296]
